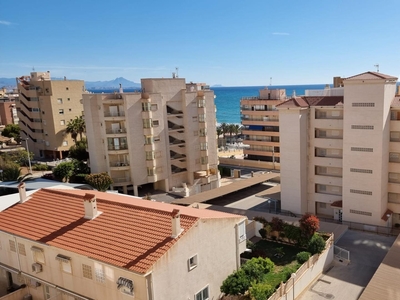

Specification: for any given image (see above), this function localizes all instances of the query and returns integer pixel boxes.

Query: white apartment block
[279,71,400,227]
[83,78,219,196]
[240,88,286,166]
[16,71,85,159]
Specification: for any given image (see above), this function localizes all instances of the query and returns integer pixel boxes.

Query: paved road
[298,230,396,300]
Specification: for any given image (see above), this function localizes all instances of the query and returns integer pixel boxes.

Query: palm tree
[66,116,85,143]
[220,123,229,137]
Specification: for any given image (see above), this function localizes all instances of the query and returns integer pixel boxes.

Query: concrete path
[298,230,396,300]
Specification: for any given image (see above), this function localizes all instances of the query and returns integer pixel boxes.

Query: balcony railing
[106,128,127,134]
[104,111,125,117]
[110,162,130,167]
[113,177,131,183]
[108,144,128,151]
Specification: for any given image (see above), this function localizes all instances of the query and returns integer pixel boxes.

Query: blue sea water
[89,84,328,124]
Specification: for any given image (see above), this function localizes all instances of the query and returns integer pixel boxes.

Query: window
[151,104,158,111]
[60,120,65,126]
[95,268,105,283]
[352,103,374,107]
[349,209,372,216]
[18,243,26,256]
[9,240,16,252]
[152,120,159,126]
[350,189,372,195]
[198,114,205,122]
[69,108,72,112]
[56,254,72,274]
[147,167,155,176]
[351,147,373,152]
[67,98,70,101]
[142,102,151,111]
[200,156,208,165]
[146,151,154,160]
[43,120,46,126]
[154,136,160,142]
[66,87,69,91]
[82,264,92,279]
[320,203,327,209]
[32,108,40,113]
[197,99,206,108]
[117,277,134,296]
[238,221,246,242]
[188,254,198,271]
[350,168,372,174]
[200,143,208,151]
[59,109,64,115]
[199,128,206,137]
[144,136,153,145]
[62,141,68,146]
[192,116,198,122]
[31,246,45,264]
[57,98,63,104]
[195,286,209,300]
[143,119,152,128]
[351,125,374,130]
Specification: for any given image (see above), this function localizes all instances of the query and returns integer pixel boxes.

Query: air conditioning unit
[32,263,43,273]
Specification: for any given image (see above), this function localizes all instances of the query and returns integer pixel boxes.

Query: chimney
[119,84,123,93]
[18,182,27,203]
[171,209,183,238]
[83,193,101,220]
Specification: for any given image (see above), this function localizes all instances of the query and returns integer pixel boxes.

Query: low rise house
[0,185,247,299]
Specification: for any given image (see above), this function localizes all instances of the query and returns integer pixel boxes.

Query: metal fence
[334,245,350,262]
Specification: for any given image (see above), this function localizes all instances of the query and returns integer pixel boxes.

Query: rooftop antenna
[374,64,379,72]
[175,67,179,78]
[270,77,272,86]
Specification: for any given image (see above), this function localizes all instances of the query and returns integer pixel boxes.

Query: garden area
[221,214,330,300]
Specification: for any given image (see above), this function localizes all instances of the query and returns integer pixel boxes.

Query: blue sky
[1,0,400,86]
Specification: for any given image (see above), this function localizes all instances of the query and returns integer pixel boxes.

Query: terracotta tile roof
[391,96,400,108]
[345,71,398,81]
[330,200,343,208]
[0,189,242,274]
[276,96,344,109]
[381,209,393,221]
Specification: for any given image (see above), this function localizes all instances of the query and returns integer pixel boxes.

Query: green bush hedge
[296,251,311,264]
[32,164,49,171]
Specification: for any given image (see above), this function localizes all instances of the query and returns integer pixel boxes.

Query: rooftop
[0,189,242,274]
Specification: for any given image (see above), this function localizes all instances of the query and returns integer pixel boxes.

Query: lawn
[242,239,303,289]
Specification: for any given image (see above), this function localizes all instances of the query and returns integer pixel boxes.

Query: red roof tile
[277,96,344,108]
[0,189,242,274]
[330,200,342,208]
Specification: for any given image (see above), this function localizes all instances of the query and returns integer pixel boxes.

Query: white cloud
[272,32,289,36]
[0,20,11,25]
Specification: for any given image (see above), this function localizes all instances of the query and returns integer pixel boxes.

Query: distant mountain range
[0,77,140,89]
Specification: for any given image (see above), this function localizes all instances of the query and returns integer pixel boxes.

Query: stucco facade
[16,71,85,159]
[83,78,219,196]
[279,71,400,227]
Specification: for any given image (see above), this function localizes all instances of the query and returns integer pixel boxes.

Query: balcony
[107,144,128,154]
[112,176,131,185]
[109,161,130,170]
[106,128,127,135]
[104,111,125,118]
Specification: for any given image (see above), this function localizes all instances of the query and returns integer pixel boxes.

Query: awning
[381,209,393,221]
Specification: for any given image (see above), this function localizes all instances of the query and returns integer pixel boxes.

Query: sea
[88,84,329,125]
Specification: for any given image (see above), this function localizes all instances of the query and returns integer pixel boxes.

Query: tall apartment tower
[83,78,220,196]
[240,88,286,167]
[16,71,85,159]
[278,71,399,227]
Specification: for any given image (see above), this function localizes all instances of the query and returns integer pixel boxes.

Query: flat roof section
[172,172,279,206]
[359,234,400,300]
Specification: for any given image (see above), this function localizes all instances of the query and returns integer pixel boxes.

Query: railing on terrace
[104,111,125,117]
[108,144,128,151]
[113,177,131,183]
[106,128,127,134]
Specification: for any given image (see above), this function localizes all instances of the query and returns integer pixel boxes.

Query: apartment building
[83,78,219,196]
[0,92,18,125]
[278,71,400,227]
[240,88,286,165]
[16,71,85,159]
[0,186,247,300]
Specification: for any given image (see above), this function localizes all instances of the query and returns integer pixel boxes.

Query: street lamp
[291,273,296,300]
[22,138,32,174]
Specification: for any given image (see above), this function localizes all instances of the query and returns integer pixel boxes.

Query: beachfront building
[278,71,400,227]
[16,71,85,159]
[240,88,286,167]
[0,186,247,300]
[83,77,219,196]
[0,88,18,125]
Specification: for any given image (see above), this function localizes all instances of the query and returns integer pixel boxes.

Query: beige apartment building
[0,187,247,300]
[16,71,85,159]
[0,90,18,126]
[83,78,219,196]
[240,88,286,165]
[279,71,400,227]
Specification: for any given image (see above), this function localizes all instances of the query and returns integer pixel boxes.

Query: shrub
[296,251,311,264]
[53,161,75,182]
[299,213,320,239]
[259,228,267,239]
[85,173,113,192]
[308,234,326,254]
[253,216,268,227]
[220,269,251,295]
[246,240,256,251]
[32,164,49,171]
[241,257,274,282]
[249,282,274,300]
[270,217,284,232]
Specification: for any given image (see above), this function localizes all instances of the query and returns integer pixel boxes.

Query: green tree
[68,138,89,160]
[1,124,20,141]
[307,234,326,255]
[249,282,274,300]
[2,150,34,167]
[220,269,251,296]
[241,257,274,282]
[53,161,75,182]
[85,173,113,192]
[299,213,320,239]
[66,116,85,142]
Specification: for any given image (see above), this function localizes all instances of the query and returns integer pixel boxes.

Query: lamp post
[387,213,391,235]
[291,273,296,300]
[22,138,32,174]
